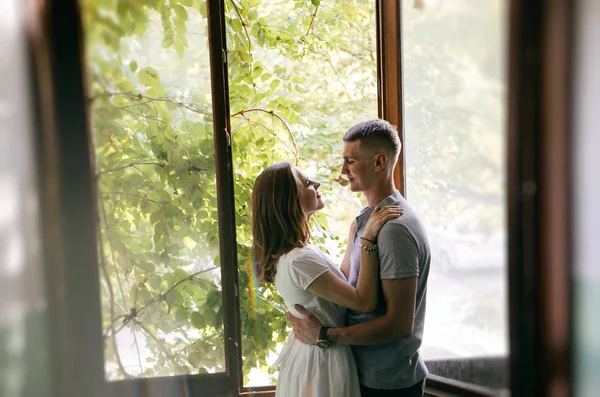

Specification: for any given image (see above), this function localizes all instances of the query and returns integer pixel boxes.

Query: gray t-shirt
[346,190,430,389]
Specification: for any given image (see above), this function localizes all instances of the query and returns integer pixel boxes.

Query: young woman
[252,162,403,397]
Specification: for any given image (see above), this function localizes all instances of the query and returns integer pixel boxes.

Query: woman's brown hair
[251,162,310,283]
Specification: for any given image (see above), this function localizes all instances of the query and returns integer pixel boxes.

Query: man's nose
[314,181,321,190]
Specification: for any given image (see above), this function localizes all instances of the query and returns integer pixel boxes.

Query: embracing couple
[251,119,431,397]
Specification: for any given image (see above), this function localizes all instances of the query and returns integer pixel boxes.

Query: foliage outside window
[83,0,377,383]
[83,0,227,378]
[82,0,509,391]
[225,0,377,385]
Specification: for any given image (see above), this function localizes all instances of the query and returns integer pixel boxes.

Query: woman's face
[294,168,324,216]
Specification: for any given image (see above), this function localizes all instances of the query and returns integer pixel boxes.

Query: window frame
[378,0,406,195]
[382,1,504,395]
[27,0,574,396]
[506,0,574,395]
[30,0,243,395]
[381,0,574,395]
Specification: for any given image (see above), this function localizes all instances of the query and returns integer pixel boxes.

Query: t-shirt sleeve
[288,250,330,290]
[377,222,420,280]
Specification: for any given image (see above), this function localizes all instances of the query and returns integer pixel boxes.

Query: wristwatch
[316,326,331,349]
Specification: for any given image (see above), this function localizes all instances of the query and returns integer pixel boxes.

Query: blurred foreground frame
[1,0,577,396]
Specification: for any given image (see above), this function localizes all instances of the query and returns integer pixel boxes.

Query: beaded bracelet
[359,242,378,254]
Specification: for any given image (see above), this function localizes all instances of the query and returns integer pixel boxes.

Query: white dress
[273,245,361,397]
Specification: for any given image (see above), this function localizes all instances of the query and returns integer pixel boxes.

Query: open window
[4,0,576,396]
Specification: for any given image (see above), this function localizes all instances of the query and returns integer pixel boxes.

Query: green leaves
[182,236,197,250]
[136,260,156,274]
[269,79,280,90]
[175,5,189,21]
[86,0,378,383]
[190,311,204,328]
[206,290,221,308]
[137,67,165,95]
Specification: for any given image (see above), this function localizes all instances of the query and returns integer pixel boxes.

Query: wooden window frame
[381,0,574,396]
[30,0,243,396]
[378,0,406,195]
[507,0,573,395]
[26,0,574,396]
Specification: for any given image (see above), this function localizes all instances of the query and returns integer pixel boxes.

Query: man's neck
[363,180,397,207]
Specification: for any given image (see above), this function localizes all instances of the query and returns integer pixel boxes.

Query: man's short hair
[342,119,401,161]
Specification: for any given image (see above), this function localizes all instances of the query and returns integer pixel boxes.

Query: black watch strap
[316,326,331,349]
[319,326,329,341]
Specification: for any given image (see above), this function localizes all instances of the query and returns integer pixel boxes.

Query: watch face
[316,340,330,349]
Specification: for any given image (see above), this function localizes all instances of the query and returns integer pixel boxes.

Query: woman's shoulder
[275,246,320,283]
[280,245,321,263]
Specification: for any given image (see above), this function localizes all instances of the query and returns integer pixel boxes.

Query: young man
[287,119,431,396]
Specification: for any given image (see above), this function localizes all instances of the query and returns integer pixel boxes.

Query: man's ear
[374,152,388,172]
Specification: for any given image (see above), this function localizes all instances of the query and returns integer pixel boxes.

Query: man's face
[341,140,377,192]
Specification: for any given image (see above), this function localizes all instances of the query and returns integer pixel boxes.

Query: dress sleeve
[287,250,330,290]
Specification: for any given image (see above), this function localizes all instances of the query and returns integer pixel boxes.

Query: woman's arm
[339,220,357,279]
[306,206,403,313]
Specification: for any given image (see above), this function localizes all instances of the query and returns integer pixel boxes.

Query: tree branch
[98,196,132,379]
[132,165,155,185]
[306,4,320,35]
[152,267,219,310]
[132,329,144,375]
[230,108,300,165]
[120,107,171,126]
[134,319,179,368]
[229,0,252,58]
[325,56,352,100]
[103,191,160,204]
[105,267,219,341]
[89,91,212,116]
[235,117,298,158]
[100,195,130,302]
[99,161,169,175]
[175,337,203,355]
[113,100,156,110]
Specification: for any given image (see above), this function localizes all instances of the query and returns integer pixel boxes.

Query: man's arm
[328,277,416,344]
[288,222,419,345]
[290,277,417,345]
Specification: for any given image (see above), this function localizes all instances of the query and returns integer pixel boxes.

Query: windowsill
[425,375,505,397]
[425,356,508,390]
[238,373,505,397]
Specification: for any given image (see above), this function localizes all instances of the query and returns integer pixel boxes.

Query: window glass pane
[82,1,225,380]
[224,0,377,386]
[402,0,509,389]
[573,0,600,395]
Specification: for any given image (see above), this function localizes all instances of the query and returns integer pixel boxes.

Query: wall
[0,1,52,397]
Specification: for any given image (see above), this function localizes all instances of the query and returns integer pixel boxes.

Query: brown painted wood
[539,0,573,395]
[377,0,405,195]
[507,0,573,395]
[27,1,106,396]
[206,0,242,395]
[239,386,276,397]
